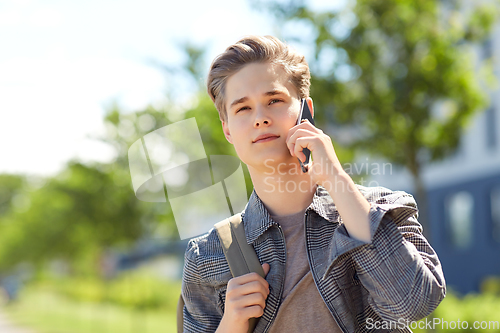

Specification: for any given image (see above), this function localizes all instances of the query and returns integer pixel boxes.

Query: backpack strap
[177,213,264,333]
[177,294,184,333]
[215,213,264,333]
[214,213,265,278]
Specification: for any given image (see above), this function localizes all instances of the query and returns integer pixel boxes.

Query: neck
[248,160,317,216]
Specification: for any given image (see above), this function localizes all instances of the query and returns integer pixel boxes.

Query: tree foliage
[257,0,498,173]
[0,43,242,273]
[0,163,147,271]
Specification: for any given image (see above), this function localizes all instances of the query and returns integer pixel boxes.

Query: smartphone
[296,99,315,173]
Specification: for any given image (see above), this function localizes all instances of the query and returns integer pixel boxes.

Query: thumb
[262,263,270,276]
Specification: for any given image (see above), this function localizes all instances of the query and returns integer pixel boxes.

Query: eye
[269,98,283,105]
[236,106,249,113]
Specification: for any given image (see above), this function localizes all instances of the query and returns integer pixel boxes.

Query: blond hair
[207,35,311,121]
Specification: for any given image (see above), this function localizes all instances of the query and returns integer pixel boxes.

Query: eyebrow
[229,89,288,110]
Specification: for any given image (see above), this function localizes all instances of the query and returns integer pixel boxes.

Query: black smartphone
[296,99,315,173]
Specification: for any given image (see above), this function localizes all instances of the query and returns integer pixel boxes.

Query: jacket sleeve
[181,238,223,333]
[331,188,446,322]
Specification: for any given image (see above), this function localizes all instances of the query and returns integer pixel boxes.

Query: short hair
[207,35,311,122]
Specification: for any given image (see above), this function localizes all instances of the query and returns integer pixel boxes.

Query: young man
[181,35,446,333]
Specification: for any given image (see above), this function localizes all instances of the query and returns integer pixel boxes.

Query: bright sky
[0,0,343,177]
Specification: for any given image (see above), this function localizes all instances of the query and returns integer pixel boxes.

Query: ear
[221,120,233,144]
[306,97,314,118]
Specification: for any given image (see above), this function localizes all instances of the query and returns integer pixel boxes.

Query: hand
[216,263,271,333]
[286,119,344,188]
[287,119,372,242]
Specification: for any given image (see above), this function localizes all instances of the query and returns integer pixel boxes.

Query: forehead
[225,62,294,108]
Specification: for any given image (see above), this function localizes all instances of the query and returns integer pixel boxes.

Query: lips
[252,133,280,143]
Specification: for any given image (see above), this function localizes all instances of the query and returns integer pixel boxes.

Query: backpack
[177,213,265,333]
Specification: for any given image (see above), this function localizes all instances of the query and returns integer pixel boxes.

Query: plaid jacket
[181,185,446,332]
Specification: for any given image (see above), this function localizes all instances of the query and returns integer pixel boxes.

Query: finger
[242,304,265,319]
[262,263,270,276]
[293,137,315,162]
[286,122,316,143]
[236,292,267,309]
[286,121,309,143]
[227,291,268,312]
[296,150,307,163]
[242,279,269,295]
[225,296,266,322]
[300,118,321,131]
[228,279,269,299]
[230,271,266,286]
[286,129,315,154]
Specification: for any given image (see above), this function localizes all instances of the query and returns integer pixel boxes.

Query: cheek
[282,111,299,129]
[228,121,248,143]
[287,107,300,122]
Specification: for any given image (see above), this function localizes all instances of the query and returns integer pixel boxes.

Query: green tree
[0,174,26,217]
[0,162,151,273]
[255,0,499,236]
[0,42,236,277]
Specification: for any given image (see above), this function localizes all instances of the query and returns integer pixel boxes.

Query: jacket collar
[242,185,340,244]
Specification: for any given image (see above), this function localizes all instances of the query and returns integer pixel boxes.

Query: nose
[254,106,271,128]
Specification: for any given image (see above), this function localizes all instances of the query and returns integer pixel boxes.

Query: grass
[4,279,500,333]
[3,285,180,333]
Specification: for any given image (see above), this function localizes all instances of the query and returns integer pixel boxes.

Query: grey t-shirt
[267,210,342,333]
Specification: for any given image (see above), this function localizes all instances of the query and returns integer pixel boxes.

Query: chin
[248,153,297,172]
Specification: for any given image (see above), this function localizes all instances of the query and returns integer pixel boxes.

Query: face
[222,62,307,172]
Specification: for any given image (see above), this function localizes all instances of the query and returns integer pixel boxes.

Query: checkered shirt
[181,185,446,332]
